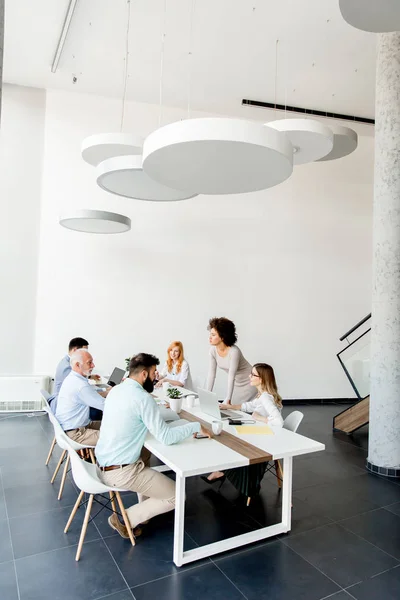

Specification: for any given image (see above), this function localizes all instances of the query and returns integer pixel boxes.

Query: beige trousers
[66,421,101,445]
[99,448,175,528]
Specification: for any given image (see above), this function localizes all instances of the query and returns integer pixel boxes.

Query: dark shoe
[108,514,142,539]
[200,475,226,489]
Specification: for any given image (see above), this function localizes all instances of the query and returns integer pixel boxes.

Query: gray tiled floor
[0,405,399,600]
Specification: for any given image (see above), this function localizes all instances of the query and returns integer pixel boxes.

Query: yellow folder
[234,425,274,435]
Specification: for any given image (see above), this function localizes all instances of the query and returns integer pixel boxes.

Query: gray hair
[70,348,91,368]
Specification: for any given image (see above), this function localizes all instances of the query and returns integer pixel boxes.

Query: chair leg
[45,437,56,465]
[65,490,85,533]
[275,460,283,488]
[58,454,70,500]
[89,448,96,464]
[115,491,136,547]
[75,494,94,561]
[246,496,251,507]
[51,449,66,484]
[109,491,117,513]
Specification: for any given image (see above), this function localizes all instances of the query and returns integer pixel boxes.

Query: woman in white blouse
[202,362,283,485]
[156,341,190,388]
[219,362,283,428]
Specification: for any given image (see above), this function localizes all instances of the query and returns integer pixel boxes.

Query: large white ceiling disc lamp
[59,210,131,234]
[81,133,143,166]
[339,0,400,33]
[96,155,198,202]
[142,118,293,195]
[265,119,334,165]
[316,124,358,161]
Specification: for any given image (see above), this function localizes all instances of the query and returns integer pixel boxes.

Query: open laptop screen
[107,367,125,387]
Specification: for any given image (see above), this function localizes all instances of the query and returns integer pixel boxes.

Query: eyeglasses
[250,372,260,378]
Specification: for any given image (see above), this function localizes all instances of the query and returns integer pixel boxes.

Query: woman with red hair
[156,341,190,388]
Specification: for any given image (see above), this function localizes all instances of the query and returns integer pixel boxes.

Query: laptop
[197,388,244,421]
[107,367,126,387]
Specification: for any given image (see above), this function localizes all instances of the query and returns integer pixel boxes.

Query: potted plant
[166,387,182,399]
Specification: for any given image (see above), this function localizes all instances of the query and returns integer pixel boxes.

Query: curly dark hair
[208,317,238,347]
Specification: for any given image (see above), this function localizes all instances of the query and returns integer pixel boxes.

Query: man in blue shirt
[96,353,210,539]
[48,337,100,413]
[56,349,110,445]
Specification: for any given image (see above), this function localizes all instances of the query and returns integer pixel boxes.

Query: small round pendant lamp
[81,133,143,166]
[96,155,198,202]
[339,0,400,33]
[316,124,358,161]
[265,119,333,165]
[142,118,293,195]
[59,210,131,234]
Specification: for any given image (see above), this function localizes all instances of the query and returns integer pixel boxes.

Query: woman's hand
[219,403,231,410]
[252,411,268,423]
[155,380,163,388]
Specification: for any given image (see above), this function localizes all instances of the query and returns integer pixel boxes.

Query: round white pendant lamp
[265,119,334,165]
[339,0,400,33]
[96,155,198,202]
[316,124,358,161]
[142,118,293,195]
[59,210,131,234]
[81,133,143,166]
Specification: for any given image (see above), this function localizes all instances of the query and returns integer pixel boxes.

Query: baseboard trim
[283,398,355,406]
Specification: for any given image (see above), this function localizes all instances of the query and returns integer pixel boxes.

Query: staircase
[333,396,369,434]
[333,314,371,434]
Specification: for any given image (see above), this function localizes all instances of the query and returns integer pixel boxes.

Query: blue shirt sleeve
[140,394,200,444]
[78,383,105,411]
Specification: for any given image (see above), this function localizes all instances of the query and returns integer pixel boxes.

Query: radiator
[0,376,50,412]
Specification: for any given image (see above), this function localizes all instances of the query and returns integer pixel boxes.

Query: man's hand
[193,425,212,439]
[90,374,101,382]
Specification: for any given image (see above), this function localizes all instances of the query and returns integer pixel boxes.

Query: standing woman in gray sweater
[206,317,256,405]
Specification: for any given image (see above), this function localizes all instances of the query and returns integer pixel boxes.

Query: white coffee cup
[212,420,223,435]
[186,395,195,409]
[162,382,171,394]
[169,397,183,414]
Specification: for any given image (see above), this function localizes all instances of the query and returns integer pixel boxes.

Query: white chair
[63,435,135,561]
[44,406,96,500]
[283,410,304,433]
[247,410,305,505]
[272,410,304,488]
[41,390,58,466]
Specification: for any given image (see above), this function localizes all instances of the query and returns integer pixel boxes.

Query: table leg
[281,456,293,531]
[173,473,186,567]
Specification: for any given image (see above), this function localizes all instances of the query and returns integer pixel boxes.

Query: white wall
[0,84,45,374]
[31,89,373,399]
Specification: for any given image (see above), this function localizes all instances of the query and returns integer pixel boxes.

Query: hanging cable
[120,0,132,132]
[159,0,167,127]
[187,0,196,119]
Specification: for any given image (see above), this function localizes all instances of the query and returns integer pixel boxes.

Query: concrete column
[0,0,3,122]
[367,32,400,478]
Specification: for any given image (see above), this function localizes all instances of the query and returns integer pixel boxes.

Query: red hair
[167,341,184,373]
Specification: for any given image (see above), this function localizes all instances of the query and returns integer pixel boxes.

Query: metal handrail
[339,313,371,342]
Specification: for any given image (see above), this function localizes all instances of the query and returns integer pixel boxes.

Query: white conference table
[146,387,325,567]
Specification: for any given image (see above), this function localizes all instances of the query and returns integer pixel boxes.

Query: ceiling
[3,0,377,120]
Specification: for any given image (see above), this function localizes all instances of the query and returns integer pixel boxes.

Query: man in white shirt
[56,349,110,445]
[96,353,210,539]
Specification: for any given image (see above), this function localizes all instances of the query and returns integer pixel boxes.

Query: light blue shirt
[56,371,105,431]
[48,355,71,412]
[96,378,201,467]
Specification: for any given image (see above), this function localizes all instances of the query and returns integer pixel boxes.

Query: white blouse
[161,359,190,386]
[241,392,284,429]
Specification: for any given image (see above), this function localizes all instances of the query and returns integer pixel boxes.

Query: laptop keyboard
[220,409,244,419]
